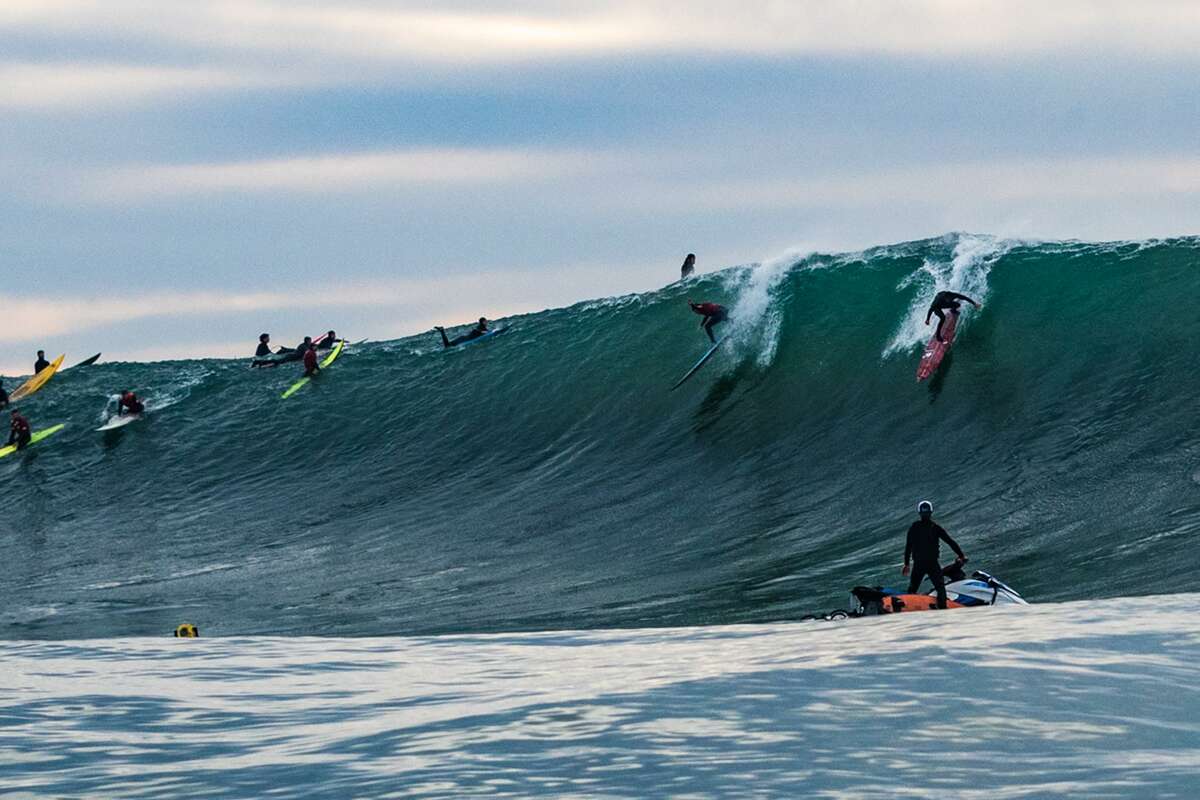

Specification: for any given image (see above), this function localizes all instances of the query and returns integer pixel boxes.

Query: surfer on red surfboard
[925,291,980,342]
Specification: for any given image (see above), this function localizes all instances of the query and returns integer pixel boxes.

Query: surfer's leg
[703,318,717,343]
[907,567,926,594]
[434,326,452,348]
[932,309,947,342]
[929,567,948,609]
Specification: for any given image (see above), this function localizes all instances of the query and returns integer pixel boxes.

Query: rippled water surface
[4,595,1200,798]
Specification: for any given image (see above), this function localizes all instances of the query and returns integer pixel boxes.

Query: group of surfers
[1,352,144,451]
[681,253,979,346]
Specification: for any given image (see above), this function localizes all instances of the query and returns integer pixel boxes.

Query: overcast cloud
[2,1,1198,374]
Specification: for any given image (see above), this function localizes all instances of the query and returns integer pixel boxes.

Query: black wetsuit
[278,342,310,363]
[315,336,337,351]
[255,342,272,357]
[927,291,976,342]
[0,386,8,409]
[904,519,965,609]
[439,326,487,348]
[34,358,50,374]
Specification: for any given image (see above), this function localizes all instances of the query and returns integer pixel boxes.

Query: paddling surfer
[901,500,968,610]
[925,291,980,343]
[435,318,489,348]
[117,391,145,416]
[7,409,31,450]
[302,345,320,377]
[688,300,728,344]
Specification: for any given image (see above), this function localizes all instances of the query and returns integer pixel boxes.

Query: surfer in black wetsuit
[902,500,968,609]
[680,253,696,280]
[688,300,728,343]
[8,409,31,450]
[925,291,980,343]
[435,318,488,348]
[316,331,338,350]
[275,336,312,364]
[34,351,50,374]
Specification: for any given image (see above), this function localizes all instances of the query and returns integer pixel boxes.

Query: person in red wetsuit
[117,391,145,416]
[688,300,728,343]
[303,345,320,377]
[8,409,31,450]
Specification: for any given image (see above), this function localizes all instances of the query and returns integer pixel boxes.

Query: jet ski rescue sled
[850,564,1027,616]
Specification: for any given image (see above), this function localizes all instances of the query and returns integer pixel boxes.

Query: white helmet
[917,500,933,514]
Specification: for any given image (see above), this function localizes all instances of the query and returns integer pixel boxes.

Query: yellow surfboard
[9,354,65,402]
[281,339,345,399]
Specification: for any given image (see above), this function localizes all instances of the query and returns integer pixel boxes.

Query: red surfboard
[916,310,959,382]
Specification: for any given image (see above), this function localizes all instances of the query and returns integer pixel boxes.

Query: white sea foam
[884,233,1011,357]
[2,594,1198,798]
[720,246,812,369]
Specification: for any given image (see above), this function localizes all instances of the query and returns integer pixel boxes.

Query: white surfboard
[670,340,722,391]
[96,414,142,432]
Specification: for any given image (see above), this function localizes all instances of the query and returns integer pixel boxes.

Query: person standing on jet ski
[902,500,968,610]
[925,291,980,343]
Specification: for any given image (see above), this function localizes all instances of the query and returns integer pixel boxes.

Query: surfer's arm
[938,528,966,560]
[948,292,979,307]
[903,525,915,567]
[924,308,933,325]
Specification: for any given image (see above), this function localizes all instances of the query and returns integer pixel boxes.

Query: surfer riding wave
[925,291,980,343]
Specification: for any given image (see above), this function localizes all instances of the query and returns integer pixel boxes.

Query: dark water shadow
[691,360,757,433]
[926,351,954,403]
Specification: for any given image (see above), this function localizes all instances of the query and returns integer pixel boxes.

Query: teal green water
[4,233,1200,637]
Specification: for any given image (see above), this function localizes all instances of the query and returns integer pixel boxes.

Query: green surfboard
[0,423,66,459]
[281,339,345,399]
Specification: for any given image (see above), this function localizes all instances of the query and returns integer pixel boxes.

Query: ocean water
[4,233,1200,796]
[4,596,1200,798]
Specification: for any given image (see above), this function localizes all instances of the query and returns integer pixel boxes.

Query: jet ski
[850,560,1027,615]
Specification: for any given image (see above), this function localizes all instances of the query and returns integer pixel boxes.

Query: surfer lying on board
[8,409,31,450]
[275,336,314,364]
[34,351,50,374]
[117,391,145,416]
[435,318,489,348]
[688,301,728,343]
[902,500,968,609]
[925,291,980,343]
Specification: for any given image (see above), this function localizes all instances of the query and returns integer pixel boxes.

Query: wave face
[4,233,1200,638]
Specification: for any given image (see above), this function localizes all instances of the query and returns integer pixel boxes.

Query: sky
[2,0,1199,375]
